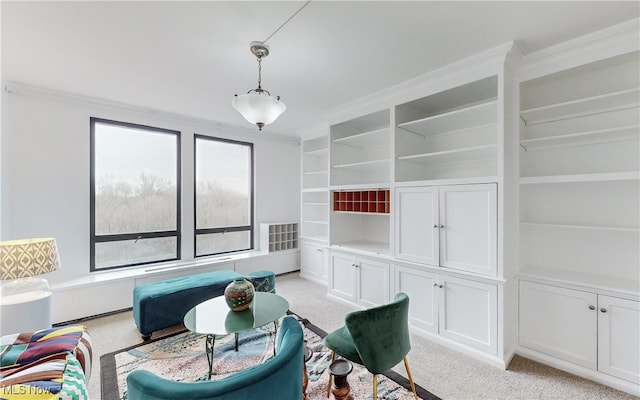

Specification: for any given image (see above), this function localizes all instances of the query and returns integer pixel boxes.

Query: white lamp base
[0,278,53,336]
[0,290,52,335]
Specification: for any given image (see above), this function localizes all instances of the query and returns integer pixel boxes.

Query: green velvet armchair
[324,292,418,399]
[126,316,304,400]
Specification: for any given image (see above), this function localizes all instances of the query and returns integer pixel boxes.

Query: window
[194,135,254,257]
[90,118,181,271]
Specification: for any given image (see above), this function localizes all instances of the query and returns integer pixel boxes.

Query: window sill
[49,250,267,292]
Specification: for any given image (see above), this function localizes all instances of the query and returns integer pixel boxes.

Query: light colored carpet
[83,272,637,399]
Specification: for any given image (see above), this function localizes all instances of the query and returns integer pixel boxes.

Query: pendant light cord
[263,0,312,44]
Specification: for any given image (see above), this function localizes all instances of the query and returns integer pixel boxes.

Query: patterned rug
[100,314,440,400]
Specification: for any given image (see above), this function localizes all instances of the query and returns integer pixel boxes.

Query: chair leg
[403,356,419,400]
[326,351,336,398]
[373,373,378,400]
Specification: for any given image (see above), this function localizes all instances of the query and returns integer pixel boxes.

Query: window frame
[89,117,182,272]
[193,134,255,258]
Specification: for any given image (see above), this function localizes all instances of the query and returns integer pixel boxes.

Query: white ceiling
[2,1,639,138]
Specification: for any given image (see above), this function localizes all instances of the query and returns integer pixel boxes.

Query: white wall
[1,84,301,320]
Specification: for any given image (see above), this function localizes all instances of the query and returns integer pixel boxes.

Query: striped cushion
[0,325,92,399]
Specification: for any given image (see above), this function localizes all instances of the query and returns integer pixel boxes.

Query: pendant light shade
[233,41,285,131]
[232,89,286,131]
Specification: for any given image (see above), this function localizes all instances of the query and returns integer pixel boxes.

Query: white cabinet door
[439,184,497,275]
[394,265,438,333]
[395,187,438,266]
[329,252,357,303]
[357,257,390,308]
[395,184,497,276]
[439,275,498,355]
[598,295,640,384]
[519,281,597,369]
[300,240,326,283]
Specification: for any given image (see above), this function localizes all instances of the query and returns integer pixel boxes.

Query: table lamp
[0,238,60,334]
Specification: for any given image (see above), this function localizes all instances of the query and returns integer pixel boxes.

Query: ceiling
[2,1,639,138]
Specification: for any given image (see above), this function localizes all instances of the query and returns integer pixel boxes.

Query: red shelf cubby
[332,189,390,214]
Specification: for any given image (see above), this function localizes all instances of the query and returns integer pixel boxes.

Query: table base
[203,321,279,379]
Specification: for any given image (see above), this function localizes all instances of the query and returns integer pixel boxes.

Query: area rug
[100,314,440,400]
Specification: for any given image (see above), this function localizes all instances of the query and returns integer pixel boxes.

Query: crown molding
[3,81,300,144]
[519,18,640,82]
[324,41,516,125]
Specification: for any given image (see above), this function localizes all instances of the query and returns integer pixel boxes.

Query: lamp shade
[0,238,60,280]
[232,91,286,130]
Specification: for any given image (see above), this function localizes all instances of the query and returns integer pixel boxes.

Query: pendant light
[232,1,312,131]
[232,41,285,131]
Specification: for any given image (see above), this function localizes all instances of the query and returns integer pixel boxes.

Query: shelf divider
[520,171,640,184]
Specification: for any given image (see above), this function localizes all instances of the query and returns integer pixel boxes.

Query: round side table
[328,358,353,400]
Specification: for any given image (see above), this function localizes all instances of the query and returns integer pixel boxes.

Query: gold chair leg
[326,351,336,398]
[403,356,418,400]
[373,373,378,400]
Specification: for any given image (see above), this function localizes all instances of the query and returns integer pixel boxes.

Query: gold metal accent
[373,373,378,399]
[403,356,419,400]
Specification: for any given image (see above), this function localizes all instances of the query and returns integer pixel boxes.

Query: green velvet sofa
[126,315,303,400]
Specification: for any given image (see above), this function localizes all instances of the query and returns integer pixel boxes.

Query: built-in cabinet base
[518,345,640,397]
[326,248,505,366]
[299,239,328,285]
[519,279,640,395]
[327,249,390,308]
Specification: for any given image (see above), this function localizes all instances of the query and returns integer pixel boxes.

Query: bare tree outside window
[90,118,180,271]
[194,135,253,257]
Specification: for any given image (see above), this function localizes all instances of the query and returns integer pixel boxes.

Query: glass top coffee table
[183,292,289,379]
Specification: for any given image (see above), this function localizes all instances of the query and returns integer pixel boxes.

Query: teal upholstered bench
[246,270,276,294]
[132,269,276,340]
[133,269,243,339]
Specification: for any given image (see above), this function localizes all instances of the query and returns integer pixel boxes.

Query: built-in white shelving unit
[329,109,392,255]
[301,135,329,242]
[301,133,330,285]
[395,76,499,182]
[302,135,329,190]
[520,87,639,126]
[518,44,639,395]
[297,20,640,396]
[260,223,298,253]
[330,109,390,187]
[519,50,640,292]
[260,223,298,252]
[316,42,521,373]
[301,191,329,242]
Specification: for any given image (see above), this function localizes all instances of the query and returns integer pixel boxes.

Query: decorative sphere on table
[224,279,255,311]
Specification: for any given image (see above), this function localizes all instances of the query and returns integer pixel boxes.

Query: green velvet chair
[126,316,303,400]
[324,292,418,399]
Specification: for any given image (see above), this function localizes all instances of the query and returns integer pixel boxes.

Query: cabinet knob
[439,284,443,288]
[588,305,595,310]
[433,283,438,287]
[316,249,322,252]
[433,224,438,228]
[440,225,445,228]
[600,308,607,313]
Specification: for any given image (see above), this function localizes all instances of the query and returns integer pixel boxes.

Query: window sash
[90,118,181,271]
[194,135,254,257]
